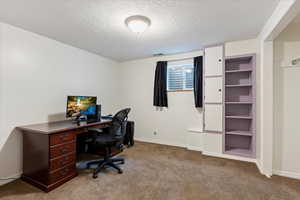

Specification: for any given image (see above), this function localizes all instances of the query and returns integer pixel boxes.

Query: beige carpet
[0,141,300,200]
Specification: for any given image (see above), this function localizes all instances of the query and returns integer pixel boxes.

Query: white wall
[273,18,300,178]
[119,51,203,147]
[0,22,120,181]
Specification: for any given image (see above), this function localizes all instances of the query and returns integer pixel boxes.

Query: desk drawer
[50,132,75,146]
[72,128,88,135]
[50,142,76,159]
[49,164,76,184]
[50,152,76,171]
[94,124,110,129]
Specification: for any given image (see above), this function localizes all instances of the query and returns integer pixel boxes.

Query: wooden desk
[18,119,111,192]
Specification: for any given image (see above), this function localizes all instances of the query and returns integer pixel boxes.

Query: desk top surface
[18,119,111,134]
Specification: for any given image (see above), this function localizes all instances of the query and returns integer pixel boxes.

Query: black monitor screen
[66,96,97,118]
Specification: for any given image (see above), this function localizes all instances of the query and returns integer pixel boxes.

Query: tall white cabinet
[202,45,224,155]
[204,46,223,133]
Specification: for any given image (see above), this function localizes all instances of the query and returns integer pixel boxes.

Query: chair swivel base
[87,157,125,178]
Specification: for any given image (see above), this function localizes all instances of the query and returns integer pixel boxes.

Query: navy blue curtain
[194,56,203,107]
[153,61,168,107]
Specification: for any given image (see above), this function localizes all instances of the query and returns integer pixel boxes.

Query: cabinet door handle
[218,59,222,62]
[218,89,222,92]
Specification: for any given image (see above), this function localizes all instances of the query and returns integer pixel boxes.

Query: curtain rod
[164,57,196,63]
[156,53,202,62]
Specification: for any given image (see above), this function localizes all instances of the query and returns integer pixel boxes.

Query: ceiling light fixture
[125,15,151,33]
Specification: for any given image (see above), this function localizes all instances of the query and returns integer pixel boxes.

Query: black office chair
[85,108,131,178]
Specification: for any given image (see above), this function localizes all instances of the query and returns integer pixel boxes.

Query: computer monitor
[66,96,97,118]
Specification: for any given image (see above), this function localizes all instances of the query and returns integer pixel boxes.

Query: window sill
[167,89,193,93]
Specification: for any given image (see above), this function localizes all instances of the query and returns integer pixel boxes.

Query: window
[167,59,194,91]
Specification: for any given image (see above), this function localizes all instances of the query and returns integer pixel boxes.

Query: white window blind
[167,59,194,91]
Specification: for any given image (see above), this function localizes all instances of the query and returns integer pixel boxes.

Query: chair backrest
[110,108,131,139]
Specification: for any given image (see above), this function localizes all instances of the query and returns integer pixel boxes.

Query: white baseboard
[135,137,184,148]
[201,151,257,163]
[186,145,202,152]
[135,137,203,152]
[255,161,264,176]
[0,172,22,186]
[273,170,300,180]
[255,161,272,178]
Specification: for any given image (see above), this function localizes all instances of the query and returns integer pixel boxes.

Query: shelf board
[225,69,252,73]
[225,148,253,157]
[226,131,252,136]
[226,115,252,119]
[225,84,252,88]
[225,102,252,105]
[225,56,253,63]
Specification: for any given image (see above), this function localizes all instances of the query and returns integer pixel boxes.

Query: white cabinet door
[202,132,223,154]
[204,104,223,132]
[205,77,222,103]
[204,46,223,76]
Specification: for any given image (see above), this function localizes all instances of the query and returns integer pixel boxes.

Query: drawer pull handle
[59,135,68,140]
[60,160,68,165]
[61,148,68,153]
[60,168,69,175]
[60,157,70,165]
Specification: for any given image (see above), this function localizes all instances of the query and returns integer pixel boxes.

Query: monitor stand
[72,115,87,125]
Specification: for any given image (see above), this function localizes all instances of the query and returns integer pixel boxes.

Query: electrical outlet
[292,58,300,65]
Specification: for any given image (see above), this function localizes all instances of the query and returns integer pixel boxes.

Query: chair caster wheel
[118,170,123,174]
[93,174,98,179]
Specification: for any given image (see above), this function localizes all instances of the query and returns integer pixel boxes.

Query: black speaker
[96,104,101,121]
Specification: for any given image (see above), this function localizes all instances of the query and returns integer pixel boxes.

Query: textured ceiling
[0,0,279,61]
[292,12,300,23]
